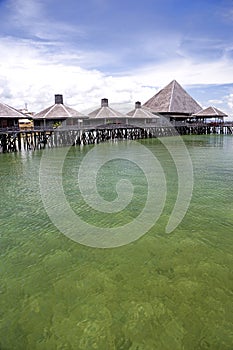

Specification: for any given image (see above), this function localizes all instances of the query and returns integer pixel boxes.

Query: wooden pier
[0,122,233,153]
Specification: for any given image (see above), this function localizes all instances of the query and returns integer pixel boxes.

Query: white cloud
[5,0,84,41]
[1,5,233,117]
[7,0,44,20]
[208,99,223,105]
[132,56,233,86]
[1,34,233,116]
[0,36,155,113]
[227,94,233,109]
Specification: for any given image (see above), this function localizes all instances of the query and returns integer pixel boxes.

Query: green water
[0,135,232,349]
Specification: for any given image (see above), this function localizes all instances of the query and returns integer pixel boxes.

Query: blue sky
[0,0,233,116]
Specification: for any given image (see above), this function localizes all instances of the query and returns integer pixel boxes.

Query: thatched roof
[0,101,27,119]
[143,80,202,115]
[127,101,160,119]
[88,98,126,119]
[33,94,86,120]
[192,106,228,117]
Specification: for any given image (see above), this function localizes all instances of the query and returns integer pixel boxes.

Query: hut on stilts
[33,94,88,129]
[0,101,29,152]
[143,80,202,124]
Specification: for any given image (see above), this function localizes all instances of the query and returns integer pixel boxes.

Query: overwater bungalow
[33,94,88,129]
[87,98,126,127]
[192,106,228,124]
[126,101,160,126]
[143,80,202,124]
[0,101,27,130]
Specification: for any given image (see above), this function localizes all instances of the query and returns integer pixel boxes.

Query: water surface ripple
[0,135,232,349]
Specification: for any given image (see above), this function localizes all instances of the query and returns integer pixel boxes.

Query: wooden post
[2,134,7,152]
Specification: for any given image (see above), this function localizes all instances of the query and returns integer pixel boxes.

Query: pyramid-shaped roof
[0,101,27,119]
[143,80,202,115]
[192,106,227,117]
[127,101,160,119]
[33,95,86,120]
[88,98,126,118]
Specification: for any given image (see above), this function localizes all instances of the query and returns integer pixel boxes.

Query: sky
[0,0,233,116]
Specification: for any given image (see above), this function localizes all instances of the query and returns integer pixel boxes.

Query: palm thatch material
[0,102,27,118]
[33,95,86,120]
[192,106,228,118]
[88,98,126,119]
[127,101,160,119]
[143,80,202,115]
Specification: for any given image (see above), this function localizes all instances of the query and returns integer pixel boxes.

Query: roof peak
[88,98,125,118]
[193,106,227,117]
[143,80,201,115]
[33,96,86,119]
[0,101,27,118]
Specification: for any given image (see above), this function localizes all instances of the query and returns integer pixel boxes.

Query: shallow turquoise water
[0,135,233,349]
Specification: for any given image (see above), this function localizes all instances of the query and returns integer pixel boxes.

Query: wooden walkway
[0,122,232,153]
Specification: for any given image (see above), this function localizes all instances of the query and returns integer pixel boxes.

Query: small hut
[33,94,87,129]
[127,101,160,126]
[192,106,228,124]
[88,98,127,127]
[0,101,27,129]
[143,80,202,123]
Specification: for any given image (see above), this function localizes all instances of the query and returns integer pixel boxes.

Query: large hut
[33,94,87,129]
[143,80,202,123]
[0,101,27,129]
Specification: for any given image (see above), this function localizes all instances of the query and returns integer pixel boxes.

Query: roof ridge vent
[101,98,108,107]
[55,94,63,104]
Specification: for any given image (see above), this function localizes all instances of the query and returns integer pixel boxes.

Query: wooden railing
[0,121,233,133]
